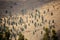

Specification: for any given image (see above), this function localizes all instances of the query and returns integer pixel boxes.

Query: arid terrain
[0,0,60,40]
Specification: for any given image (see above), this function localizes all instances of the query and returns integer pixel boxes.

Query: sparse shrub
[18,32,27,40]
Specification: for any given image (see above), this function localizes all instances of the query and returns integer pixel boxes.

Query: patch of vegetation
[0,24,10,40]
[18,32,27,40]
[42,27,58,40]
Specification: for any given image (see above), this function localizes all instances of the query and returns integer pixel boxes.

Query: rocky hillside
[0,0,60,40]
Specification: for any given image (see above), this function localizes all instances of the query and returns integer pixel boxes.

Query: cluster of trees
[43,27,58,40]
[0,24,27,40]
[0,25,10,40]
